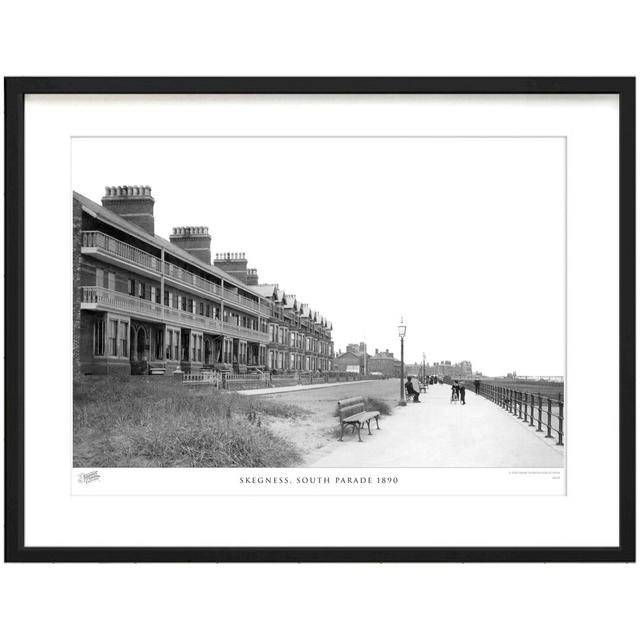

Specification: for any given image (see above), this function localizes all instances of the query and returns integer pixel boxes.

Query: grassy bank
[74,376,307,468]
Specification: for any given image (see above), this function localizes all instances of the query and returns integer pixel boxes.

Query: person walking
[474,378,480,394]
[459,382,466,405]
[450,380,459,403]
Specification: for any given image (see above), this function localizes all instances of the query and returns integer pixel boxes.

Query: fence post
[545,397,553,438]
[524,392,528,422]
[530,393,535,426]
[557,394,564,446]
[536,393,543,432]
[518,391,523,419]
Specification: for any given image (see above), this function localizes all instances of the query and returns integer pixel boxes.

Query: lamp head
[398,317,406,338]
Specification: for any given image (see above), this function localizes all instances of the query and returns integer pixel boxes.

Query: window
[177,295,183,311]
[128,279,135,296]
[108,320,118,356]
[182,333,189,361]
[191,299,196,314]
[200,302,205,316]
[197,335,202,362]
[118,321,129,357]
[150,286,157,304]
[107,272,115,291]
[137,282,145,298]
[93,319,105,356]
[166,329,172,360]
[95,268,104,288]
[154,328,163,359]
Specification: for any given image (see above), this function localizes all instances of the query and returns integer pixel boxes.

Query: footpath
[238,379,380,397]
[308,383,565,468]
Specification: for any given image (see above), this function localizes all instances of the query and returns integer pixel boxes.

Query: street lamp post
[422,352,426,386]
[398,318,407,406]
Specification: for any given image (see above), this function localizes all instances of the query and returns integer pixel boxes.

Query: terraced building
[73,185,334,376]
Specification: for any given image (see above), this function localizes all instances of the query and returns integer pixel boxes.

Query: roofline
[75,190,333,324]
[76,191,258,296]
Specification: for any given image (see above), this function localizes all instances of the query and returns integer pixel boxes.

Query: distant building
[333,350,363,374]
[368,348,401,378]
[333,342,372,374]
[424,360,474,379]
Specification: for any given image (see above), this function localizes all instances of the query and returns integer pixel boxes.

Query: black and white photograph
[5,76,632,563]
[72,136,566,474]
[2,3,639,640]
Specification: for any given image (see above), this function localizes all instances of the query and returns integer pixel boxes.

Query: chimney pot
[102,183,155,234]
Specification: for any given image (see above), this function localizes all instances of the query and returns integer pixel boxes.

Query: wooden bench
[337,396,381,442]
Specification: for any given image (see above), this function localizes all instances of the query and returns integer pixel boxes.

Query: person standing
[459,382,466,405]
[474,378,480,394]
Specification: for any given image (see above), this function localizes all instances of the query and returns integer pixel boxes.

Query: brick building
[74,186,333,376]
[368,348,402,378]
[332,350,363,373]
[424,360,474,379]
[332,342,371,374]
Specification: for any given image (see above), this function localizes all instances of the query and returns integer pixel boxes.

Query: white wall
[1,2,638,640]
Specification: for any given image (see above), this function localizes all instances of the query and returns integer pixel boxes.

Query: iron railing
[476,382,564,446]
[182,371,220,387]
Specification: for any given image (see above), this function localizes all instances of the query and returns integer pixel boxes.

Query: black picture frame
[4,77,635,563]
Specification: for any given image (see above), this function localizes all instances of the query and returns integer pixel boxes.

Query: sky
[73,136,565,377]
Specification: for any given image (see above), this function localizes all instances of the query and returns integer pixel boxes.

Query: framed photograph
[5,77,635,562]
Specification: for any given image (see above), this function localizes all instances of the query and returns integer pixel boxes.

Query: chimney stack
[102,185,155,235]
[213,252,249,283]
[169,226,212,264]
[246,268,259,286]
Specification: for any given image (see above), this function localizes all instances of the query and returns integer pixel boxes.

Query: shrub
[73,376,304,468]
[364,396,393,415]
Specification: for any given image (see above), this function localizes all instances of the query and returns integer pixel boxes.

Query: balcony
[81,287,224,334]
[163,261,223,299]
[223,321,269,343]
[81,286,164,321]
[81,231,162,275]
[222,287,261,314]
[82,232,263,313]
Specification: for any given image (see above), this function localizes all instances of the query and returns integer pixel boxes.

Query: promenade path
[308,382,565,468]
[238,379,380,397]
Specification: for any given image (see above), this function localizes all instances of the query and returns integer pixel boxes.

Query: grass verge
[74,376,307,468]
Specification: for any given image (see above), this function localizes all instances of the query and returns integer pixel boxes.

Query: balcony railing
[223,321,269,342]
[163,261,223,298]
[81,231,162,273]
[81,233,325,327]
[222,288,260,313]
[82,287,223,334]
[81,286,164,321]
[164,306,223,333]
